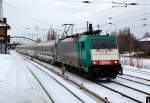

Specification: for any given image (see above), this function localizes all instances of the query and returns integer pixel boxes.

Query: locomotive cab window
[92,40,116,49]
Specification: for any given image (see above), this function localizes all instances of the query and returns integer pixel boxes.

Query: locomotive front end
[90,35,122,78]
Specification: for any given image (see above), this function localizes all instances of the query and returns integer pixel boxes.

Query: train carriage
[35,41,56,62]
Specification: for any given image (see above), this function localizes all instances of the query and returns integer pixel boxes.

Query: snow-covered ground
[0,51,150,103]
[121,57,150,70]
[0,53,52,103]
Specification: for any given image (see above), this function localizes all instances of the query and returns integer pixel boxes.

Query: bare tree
[47,27,57,41]
[117,27,139,53]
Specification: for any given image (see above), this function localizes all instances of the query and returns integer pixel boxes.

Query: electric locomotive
[56,32,122,79]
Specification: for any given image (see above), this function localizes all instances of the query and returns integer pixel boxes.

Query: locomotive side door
[78,41,91,72]
[79,41,89,67]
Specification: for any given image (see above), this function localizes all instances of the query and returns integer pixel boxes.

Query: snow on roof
[140,37,150,42]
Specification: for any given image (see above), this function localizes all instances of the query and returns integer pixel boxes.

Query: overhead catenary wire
[69,0,150,25]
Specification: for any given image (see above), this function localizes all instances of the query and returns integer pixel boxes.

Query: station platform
[0,51,51,103]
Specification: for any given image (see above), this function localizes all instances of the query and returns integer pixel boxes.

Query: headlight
[114,61,118,64]
[93,61,97,65]
[103,51,106,54]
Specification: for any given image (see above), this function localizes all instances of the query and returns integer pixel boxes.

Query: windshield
[92,40,117,49]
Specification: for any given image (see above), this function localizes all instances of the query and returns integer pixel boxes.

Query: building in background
[0,0,10,54]
[139,37,150,52]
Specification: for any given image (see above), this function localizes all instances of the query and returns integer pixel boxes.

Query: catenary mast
[0,0,3,20]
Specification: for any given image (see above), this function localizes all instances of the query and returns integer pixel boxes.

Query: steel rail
[95,82,143,103]
[110,81,150,96]
[124,68,150,75]
[27,67,55,103]
[123,74,150,82]
[117,76,150,87]
[25,59,86,103]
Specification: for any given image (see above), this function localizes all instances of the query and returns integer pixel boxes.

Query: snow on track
[113,77,150,94]
[118,75,150,87]
[23,55,99,103]
[123,67,150,80]
[97,81,148,103]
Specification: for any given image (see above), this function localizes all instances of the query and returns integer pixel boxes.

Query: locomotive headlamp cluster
[92,60,119,65]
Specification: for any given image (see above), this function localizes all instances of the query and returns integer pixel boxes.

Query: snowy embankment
[121,56,150,70]
[0,53,51,103]
[121,56,150,80]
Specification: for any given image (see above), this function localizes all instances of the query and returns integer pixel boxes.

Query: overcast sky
[3,0,150,39]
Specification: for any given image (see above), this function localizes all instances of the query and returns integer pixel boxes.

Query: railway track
[124,67,150,75]
[26,62,88,103]
[123,74,150,82]
[24,56,110,103]
[117,76,150,87]
[111,81,150,95]
[27,67,55,103]
[95,81,148,103]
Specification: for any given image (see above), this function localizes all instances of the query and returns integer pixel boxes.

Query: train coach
[16,41,56,62]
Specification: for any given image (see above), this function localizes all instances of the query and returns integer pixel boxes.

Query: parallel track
[124,68,150,75]
[123,74,150,82]
[95,82,143,103]
[27,67,55,103]
[26,60,86,103]
[117,76,150,87]
[110,81,150,96]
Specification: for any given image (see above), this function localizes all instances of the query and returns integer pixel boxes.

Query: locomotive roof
[79,35,116,41]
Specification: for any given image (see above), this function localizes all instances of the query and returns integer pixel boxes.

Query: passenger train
[16,25,122,79]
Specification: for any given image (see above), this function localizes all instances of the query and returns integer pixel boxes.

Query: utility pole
[87,21,89,32]
[0,0,3,20]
